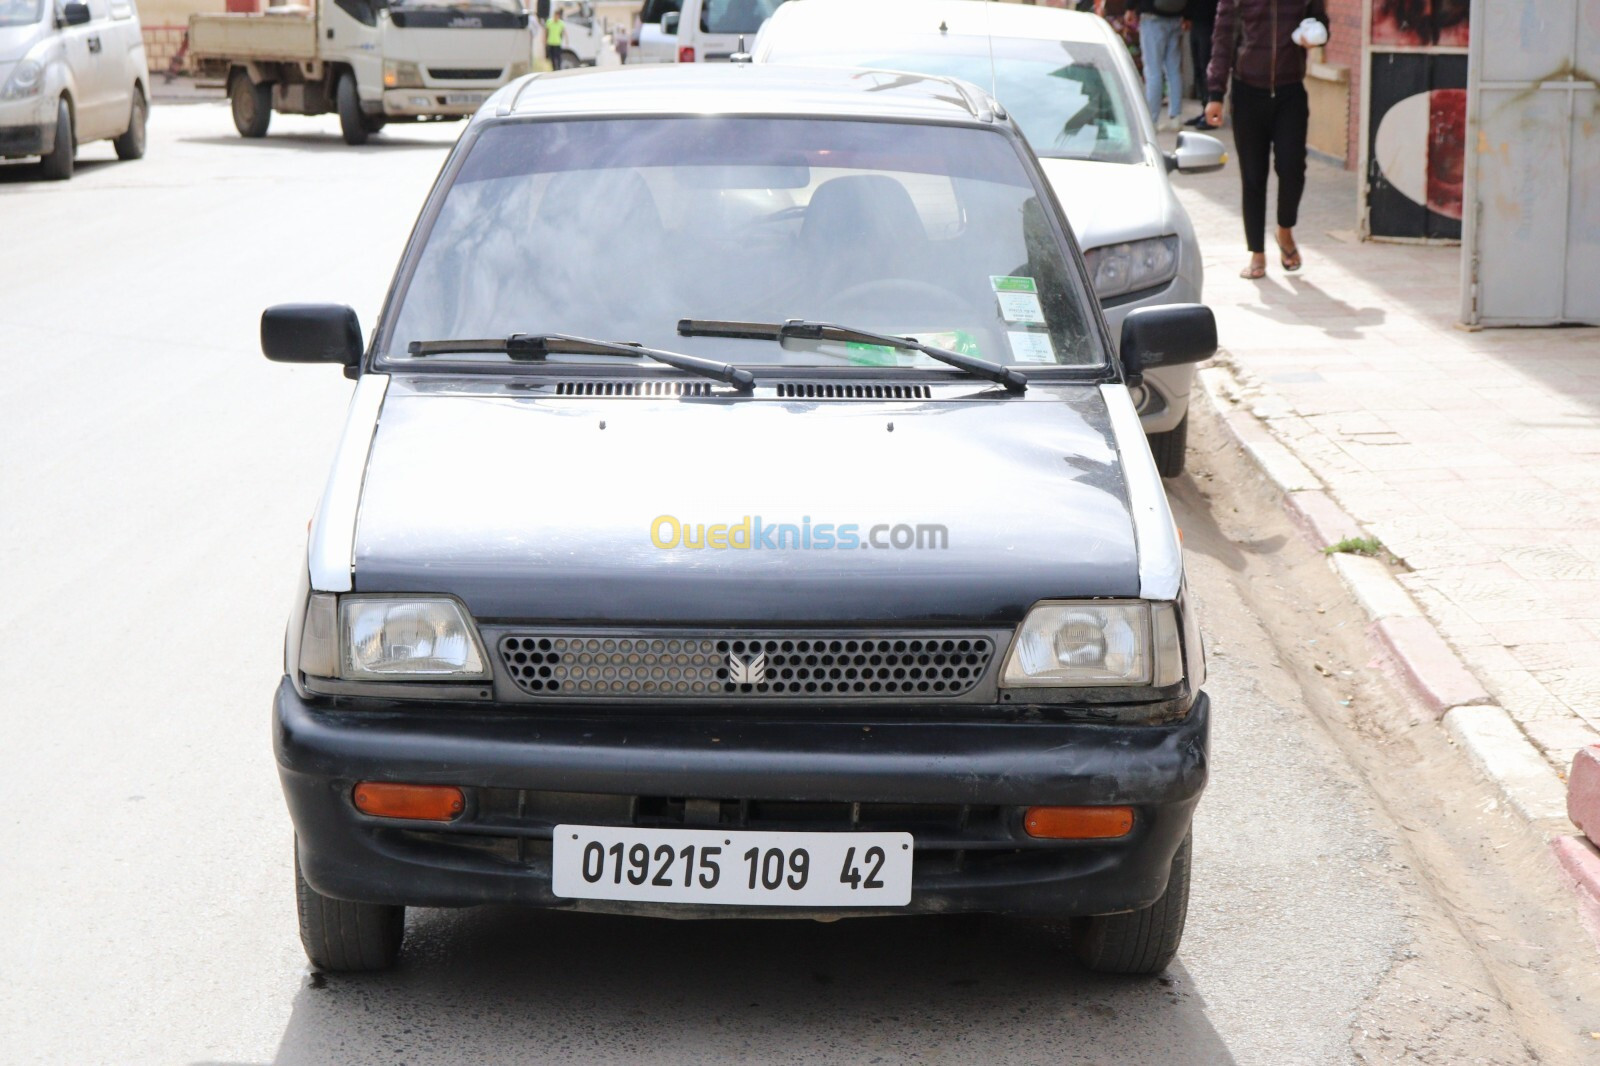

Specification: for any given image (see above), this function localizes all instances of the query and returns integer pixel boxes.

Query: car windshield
[384,117,1100,370]
[700,0,786,34]
[764,38,1142,165]
[0,0,42,27]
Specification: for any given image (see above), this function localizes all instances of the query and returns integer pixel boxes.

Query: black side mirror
[1119,304,1217,386]
[261,304,363,374]
[61,1,90,25]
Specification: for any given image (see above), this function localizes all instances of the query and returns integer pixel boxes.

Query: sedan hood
[1038,157,1172,253]
[352,378,1139,624]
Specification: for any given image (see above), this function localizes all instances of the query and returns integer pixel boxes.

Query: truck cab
[190,0,532,145]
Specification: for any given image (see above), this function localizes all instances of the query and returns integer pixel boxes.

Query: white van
[672,0,786,62]
[0,0,150,179]
[627,0,680,63]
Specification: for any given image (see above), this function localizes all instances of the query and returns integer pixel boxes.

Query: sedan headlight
[2,59,43,100]
[300,594,491,681]
[1002,600,1182,688]
[1082,236,1181,300]
[383,59,424,89]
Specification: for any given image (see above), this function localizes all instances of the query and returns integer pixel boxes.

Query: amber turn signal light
[352,782,465,821]
[1023,805,1135,839]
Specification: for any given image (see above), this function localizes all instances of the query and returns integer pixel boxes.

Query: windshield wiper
[406,333,755,390]
[676,319,1027,393]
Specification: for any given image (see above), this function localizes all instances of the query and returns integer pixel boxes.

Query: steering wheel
[825,278,970,320]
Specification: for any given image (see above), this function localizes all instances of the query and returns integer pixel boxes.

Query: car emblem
[727,652,767,685]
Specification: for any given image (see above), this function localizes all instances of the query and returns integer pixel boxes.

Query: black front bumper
[0,120,51,159]
[276,679,1209,918]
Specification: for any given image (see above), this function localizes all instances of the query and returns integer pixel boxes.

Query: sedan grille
[498,631,995,699]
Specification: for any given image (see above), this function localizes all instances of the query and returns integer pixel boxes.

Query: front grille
[552,379,714,397]
[775,383,931,400]
[428,67,503,80]
[498,631,995,699]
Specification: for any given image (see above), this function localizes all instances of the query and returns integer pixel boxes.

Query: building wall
[1320,0,1363,167]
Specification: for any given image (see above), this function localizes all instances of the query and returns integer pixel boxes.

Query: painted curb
[1197,365,1570,836]
[1551,836,1600,950]
[1568,745,1600,843]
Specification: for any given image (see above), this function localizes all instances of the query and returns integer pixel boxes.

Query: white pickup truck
[189,0,533,145]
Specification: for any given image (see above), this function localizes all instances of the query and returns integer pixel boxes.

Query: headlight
[300,593,491,680]
[1002,601,1182,688]
[383,59,424,88]
[1082,236,1180,300]
[2,59,43,100]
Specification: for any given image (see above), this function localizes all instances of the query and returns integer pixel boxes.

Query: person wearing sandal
[1202,0,1328,279]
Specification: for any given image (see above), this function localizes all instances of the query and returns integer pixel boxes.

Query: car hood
[1037,156,1172,253]
[351,378,1140,624]
[0,25,43,63]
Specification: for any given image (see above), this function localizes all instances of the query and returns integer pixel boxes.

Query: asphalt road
[2,102,1595,1065]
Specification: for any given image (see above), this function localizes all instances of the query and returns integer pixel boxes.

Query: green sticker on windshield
[990,276,1038,293]
[844,330,982,366]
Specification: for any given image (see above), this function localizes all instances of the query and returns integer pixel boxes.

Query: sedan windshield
[764,38,1142,164]
[385,117,1099,369]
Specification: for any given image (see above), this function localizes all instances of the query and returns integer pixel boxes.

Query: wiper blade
[678,319,1027,392]
[407,333,755,390]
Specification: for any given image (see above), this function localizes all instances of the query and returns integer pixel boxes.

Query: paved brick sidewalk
[1165,127,1600,777]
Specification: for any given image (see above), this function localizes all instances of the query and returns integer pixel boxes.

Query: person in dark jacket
[1184,0,1220,126]
[1204,0,1329,278]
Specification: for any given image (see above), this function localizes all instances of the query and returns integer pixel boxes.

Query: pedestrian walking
[1204,0,1329,278]
[1133,0,1188,130]
[546,6,566,69]
[1183,0,1220,126]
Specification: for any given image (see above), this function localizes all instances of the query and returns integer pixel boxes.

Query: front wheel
[561,49,580,70]
[38,98,74,180]
[230,73,271,138]
[113,90,147,160]
[294,848,404,972]
[1149,412,1189,479]
[1069,833,1191,975]
[336,73,368,146]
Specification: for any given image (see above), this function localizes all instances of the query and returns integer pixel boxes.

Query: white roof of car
[759,0,1115,49]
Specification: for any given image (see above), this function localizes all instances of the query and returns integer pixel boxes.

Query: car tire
[561,50,579,70]
[336,73,368,146]
[1149,413,1188,479]
[38,98,74,181]
[1069,832,1191,976]
[230,73,271,138]
[112,89,147,160]
[294,847,404,972]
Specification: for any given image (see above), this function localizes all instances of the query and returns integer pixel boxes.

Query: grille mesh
[428,67,503,80]
[552,380,713,397]
[499,632,994,699]
[776,383,930,400]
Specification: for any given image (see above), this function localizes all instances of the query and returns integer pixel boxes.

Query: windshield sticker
[1007,331,1057,364]
[990,276,1038,293]
[996,289,1046,326]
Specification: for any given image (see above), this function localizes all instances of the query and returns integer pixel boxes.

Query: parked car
[673,0,788,61]
[755,0,1228,476]
[626,0,679,63]
[0,0,149,179]
[263,63,1214,976]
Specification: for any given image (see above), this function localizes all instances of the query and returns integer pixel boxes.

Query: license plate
[443,92,486,106]
[552,825,913,907]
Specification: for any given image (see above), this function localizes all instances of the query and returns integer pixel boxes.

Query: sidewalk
[1165,125,1600,785]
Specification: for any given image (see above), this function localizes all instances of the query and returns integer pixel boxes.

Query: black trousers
[1229,79,1308,254]
[1189,20,1213,100]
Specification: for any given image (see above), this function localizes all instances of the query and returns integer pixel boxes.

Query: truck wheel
[1149,412,1188,479]
[1070,833,1191,976]
[336,73,368,146]
[561,49,580,70]
[294,847,404,972]
[230,74,271,138]
[38,98,74,180]
[113,89,147,160]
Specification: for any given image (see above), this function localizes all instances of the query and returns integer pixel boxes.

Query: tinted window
[699,0,785,34]
[386,117,1097,369]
